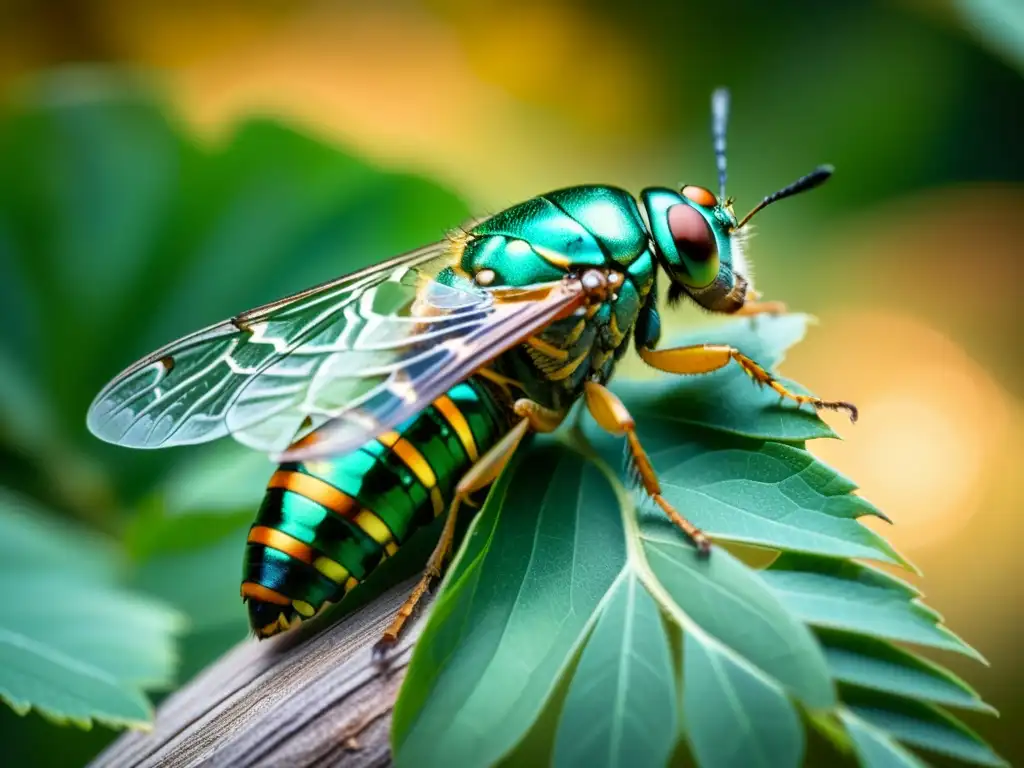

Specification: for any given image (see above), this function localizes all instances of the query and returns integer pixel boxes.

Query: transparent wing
[276,278,584,461]
[87,240,586,458]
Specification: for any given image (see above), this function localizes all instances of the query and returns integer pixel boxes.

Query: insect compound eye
[667,204,718,265]
[681,185,718,208]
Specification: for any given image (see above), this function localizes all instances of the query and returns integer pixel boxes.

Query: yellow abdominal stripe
[433,395,479,461]
[377,430,446,516]
[314,555,349,584]
[354,508,395,547]
[250,430,438,639]
[248,524,353,591]
[266,469,396,565]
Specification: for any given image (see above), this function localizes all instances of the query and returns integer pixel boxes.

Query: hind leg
[372,417,531,660]
[584,381,711,555]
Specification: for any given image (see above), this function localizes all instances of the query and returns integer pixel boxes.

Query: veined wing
[276,277,585,461]
[87,240,586,457]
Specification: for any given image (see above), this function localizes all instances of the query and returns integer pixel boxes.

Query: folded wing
[87,241,586,458]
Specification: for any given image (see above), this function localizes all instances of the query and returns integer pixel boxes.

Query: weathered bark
[91,579,427,768]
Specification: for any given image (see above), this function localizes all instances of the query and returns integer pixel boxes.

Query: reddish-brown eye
[681,185,718,207]
[667,204,717,263]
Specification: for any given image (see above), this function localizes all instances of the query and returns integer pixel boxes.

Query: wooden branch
[91,579,427,768]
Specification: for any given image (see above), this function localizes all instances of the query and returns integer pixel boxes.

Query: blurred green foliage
[0,71,468,762]
[0,490,181,729]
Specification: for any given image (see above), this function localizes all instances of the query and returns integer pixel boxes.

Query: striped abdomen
[242,377,509,637]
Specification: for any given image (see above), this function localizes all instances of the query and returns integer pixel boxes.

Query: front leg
[638,344,858,422]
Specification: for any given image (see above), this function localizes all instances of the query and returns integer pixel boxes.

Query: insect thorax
[462,185,658,409]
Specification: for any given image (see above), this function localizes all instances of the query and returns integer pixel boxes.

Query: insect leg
[476,366,528,398]
[374,417,532,659]
[638,344,858,422]
[583,381,711,555]
[512,398,566,433]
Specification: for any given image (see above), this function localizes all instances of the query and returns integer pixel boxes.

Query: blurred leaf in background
[951,0,1024,74]
[0,490,182,729]
[0,69,469,765]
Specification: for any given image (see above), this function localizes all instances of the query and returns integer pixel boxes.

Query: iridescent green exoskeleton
[87,89,856,645]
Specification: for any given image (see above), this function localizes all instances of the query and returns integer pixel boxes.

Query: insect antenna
[711,88,730,200]
[734,165,834,230]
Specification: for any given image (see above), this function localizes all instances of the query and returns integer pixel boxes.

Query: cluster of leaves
[392,315,1004,768]
[0,69,469,754]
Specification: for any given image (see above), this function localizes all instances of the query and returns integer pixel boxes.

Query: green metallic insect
[87,89,856,647]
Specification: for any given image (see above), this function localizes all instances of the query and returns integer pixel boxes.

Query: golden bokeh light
[69,2,664,207]
[789,310,1014,553]
[857,395,981,537]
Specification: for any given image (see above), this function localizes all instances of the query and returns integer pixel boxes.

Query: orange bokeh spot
[788,310,1014,551]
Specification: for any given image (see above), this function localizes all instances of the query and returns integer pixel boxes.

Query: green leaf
[0,349,54,452]
[587,423,902,565]
[12,578,180,687]
[0,629,152,730]
[843,688,1007,767]
[761,554,983,661]
[680,630,803,768]
[552,573,678,768]
[498,649,584,767]
[0,74,194,435]
[0,705,117,768]
[640,528,835,710]
[396,437,846,767]
[122,442,272,674]
[0,492,183,728]
[839,710,928,768]
[0,490,120,581]
[614,314,837,443]
[818,629,995,714]
[392,444,627,767]
[124,508,256,562]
